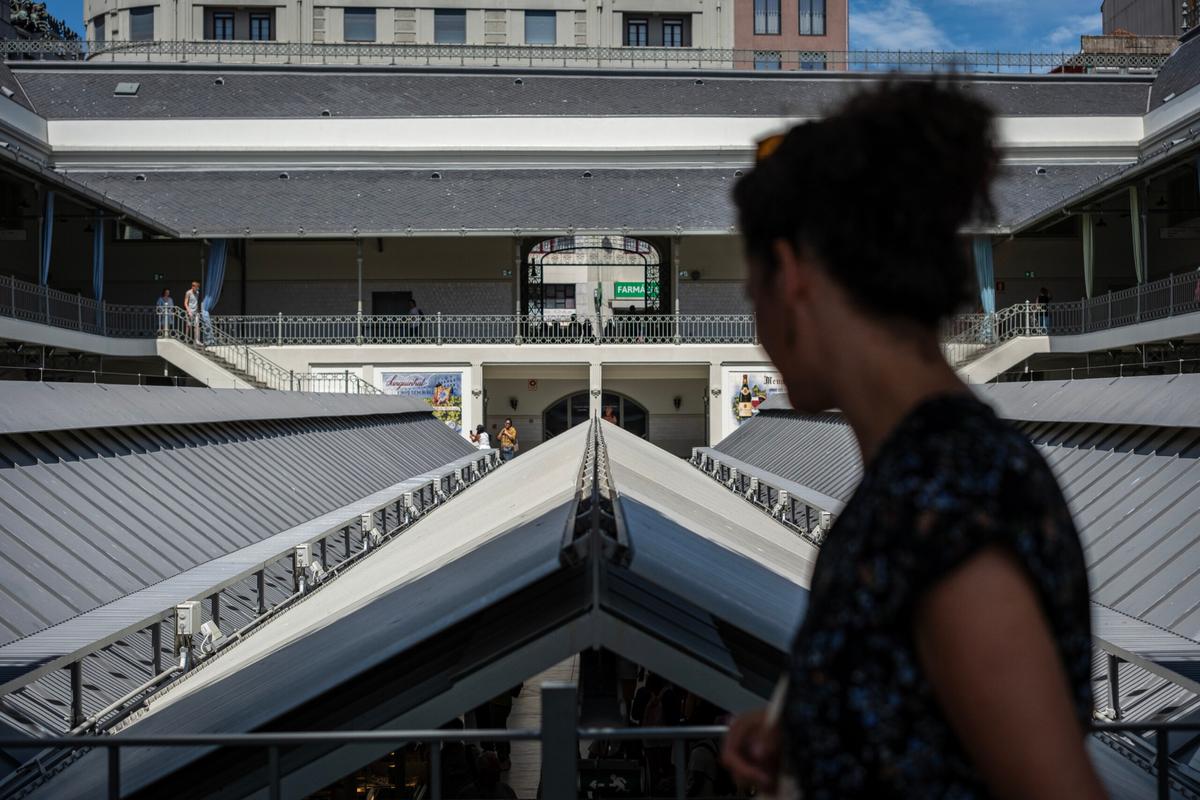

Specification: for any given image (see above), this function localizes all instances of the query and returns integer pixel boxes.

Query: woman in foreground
[721,81,1105,799]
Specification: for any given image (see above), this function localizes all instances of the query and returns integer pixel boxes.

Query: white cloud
[852,0,957,50]
[1045,12,1102,50]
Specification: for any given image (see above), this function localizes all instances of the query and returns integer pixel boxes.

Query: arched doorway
[524,234,664,318]
[543,391,648,439]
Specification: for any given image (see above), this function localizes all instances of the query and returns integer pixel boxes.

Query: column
[360,364,374,393]
[671,234,681,314]
[512,237,522,315]
[707,361,723,446]
[469,362,484,433]
[588,360,602,420]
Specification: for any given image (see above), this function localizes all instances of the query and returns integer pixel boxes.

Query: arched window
[543,391,648,440]
[525,234,663,316]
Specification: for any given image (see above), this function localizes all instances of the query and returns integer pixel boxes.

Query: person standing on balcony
[1037,286,1052,332]
[498,419,518,461]
[722,80,1101,799]
[156,288,174,336]
[184,280,202,346]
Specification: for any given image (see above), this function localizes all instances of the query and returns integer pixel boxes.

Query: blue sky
[43,0,1104,52]
[848,0,1103,51]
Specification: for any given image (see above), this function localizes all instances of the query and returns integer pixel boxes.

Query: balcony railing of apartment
[0,683,1194,800]
[0,39,1172,73]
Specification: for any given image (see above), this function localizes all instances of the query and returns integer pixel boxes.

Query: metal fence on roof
[0,39,1172,73]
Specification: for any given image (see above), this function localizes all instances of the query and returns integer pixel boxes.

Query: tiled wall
[677,281,752,315]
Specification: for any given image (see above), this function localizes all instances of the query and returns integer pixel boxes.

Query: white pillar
[1129,185,1147,284]
[1082,212,1095,299]
[589,361,603,420]
[469,362,484,433]
[707,361,724,446]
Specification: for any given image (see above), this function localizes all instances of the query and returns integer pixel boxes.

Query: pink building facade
[734,0,849,70]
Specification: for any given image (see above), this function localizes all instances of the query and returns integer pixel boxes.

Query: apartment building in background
[1103,0,1198,36]
[735,0,848,70]
[82,0,738,50]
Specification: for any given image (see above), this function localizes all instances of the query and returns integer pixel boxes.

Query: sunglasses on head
[755,133,785,164]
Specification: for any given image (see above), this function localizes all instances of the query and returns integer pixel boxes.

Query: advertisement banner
[380,371,463,432]
[728,371,784,431]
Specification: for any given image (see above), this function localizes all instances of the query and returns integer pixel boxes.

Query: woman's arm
[914,546,1106,800]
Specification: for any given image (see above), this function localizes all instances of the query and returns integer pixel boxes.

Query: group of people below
[469,419,519,461]
[155,281,205,345]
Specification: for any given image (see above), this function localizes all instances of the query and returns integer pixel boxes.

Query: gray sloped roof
[0,385,475,647]
[604,422,816,648]
[58,162,1121,238]
[976,375,1200,428]
[7,65,1153,120]
[18,421,818,799]
[0,382,426,434]
[713,410,862,505]
[1150,31,1200,108]
[720,382,1200,640]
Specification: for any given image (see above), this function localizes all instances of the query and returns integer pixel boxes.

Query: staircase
[193,344,271,390]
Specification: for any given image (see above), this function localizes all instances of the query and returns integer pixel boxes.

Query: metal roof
[6,65,1154,120]
[56,162,1125,238]
[1016,417,1200,638]
[977,375,1200,429]
[604,421,817,649]
[1150,32,1200,108]
[713,410,862,505]
[0,382,427,435]
[16,420,816,799]
[1093,602,1200,696]
[718,389,1200,642]
[0,386,475,647]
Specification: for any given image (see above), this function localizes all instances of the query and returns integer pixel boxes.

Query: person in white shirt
[183,280,202,346]
[468,424,490,450]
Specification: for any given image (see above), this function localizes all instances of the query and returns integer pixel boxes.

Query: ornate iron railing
[210,312,759,346]
[0,39,1172,73]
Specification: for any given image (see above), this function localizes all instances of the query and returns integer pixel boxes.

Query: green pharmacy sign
[613,282,645,299]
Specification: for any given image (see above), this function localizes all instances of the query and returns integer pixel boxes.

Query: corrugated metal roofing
[0,388,475,648]
[713,410,862,504]
[977,375,1200,429]
[7,65,1154,120]
[0,383,426,435]
[16,425,588,800]
[1016,418,1200,639]
[1093,602,1200,694]
[1151,32,1200,108]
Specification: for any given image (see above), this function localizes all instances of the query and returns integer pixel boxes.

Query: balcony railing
[6,271,1200,377]
[0,682,1193,800]
[0,39,1172,73]
[212,312,759,346]
[942,271,1200,368]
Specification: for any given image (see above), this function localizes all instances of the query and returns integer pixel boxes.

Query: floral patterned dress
[785,393,1093,798]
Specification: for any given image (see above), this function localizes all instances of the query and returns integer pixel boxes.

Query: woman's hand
[720,707,780,792]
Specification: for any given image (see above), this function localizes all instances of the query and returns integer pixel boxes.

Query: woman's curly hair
[733,79,999,328]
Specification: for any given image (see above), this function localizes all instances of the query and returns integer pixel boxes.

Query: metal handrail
[944,271,1200,368]
[0,39,1172,73]
[0,716,1194,800]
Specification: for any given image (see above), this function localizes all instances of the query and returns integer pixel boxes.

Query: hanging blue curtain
[972,236,996,314]
[39,190,55,286]
[92,213,105,328]
[92,214,105,302]
[202,239,229,314]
